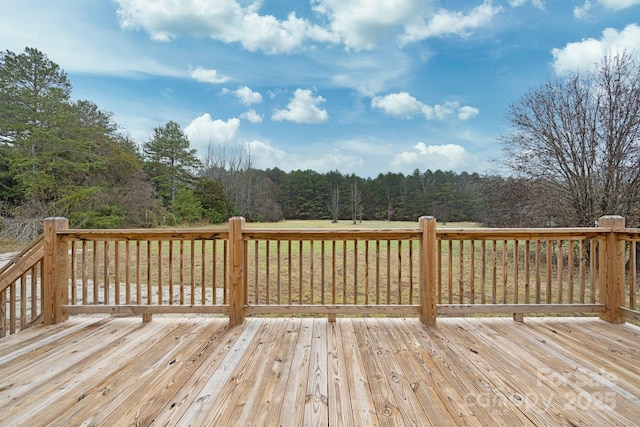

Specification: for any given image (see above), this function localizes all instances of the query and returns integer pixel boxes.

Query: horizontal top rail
[243,228,422,241]
[0,236,44,294]
[58,229,229,242]
[436,227,606,240]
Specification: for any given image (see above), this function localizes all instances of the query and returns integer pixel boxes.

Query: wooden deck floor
[0,316,638,426]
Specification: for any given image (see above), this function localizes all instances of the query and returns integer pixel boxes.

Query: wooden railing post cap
[598,215,625,228]
[44,217,69,224]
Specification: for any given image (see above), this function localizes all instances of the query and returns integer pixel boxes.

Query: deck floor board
[0,316,638,426]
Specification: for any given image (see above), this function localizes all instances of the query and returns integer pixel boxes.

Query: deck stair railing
[1,215,639,336]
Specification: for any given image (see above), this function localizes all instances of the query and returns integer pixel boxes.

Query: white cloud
[299,150,364,173]
[371,92,423,118]
[115,0,337,54]
[372,93,478,121]
[240,110,263,123]
[0,1,185,78]
[190,67,230,84]
[551,24,640,75]
[392,142,471,171]
[402,1,502,43]
[224,86,263,105]
[598,0,640,10]
[245,141,362,173]
[245,140,288,168]
[458,106,480,120]
[272,89,329,124]
[508,0,545,9]
[574,1,592,20]
[184,114,240,150]
[312,0,430,50]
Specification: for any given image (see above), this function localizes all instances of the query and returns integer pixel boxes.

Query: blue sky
[2,0,640,177]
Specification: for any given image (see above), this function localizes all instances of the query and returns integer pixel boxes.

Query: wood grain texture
[0,316,638,426]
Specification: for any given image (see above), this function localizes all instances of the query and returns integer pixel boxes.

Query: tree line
[2,47,640,241]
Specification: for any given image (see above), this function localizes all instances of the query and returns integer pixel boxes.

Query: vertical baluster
[365,240,371,305]
[288,240,292,305]
[481,241,486,304]
[524,240,530,304]
[93,241,98,304]
[447,240,453,304]
[396,240,401,305]
[125,241,131,304]
[277,240,282,305]
[70,241,77,305]
[343,240,348,304]
[408,239,414,304]
[146,241,152,304]
[31,264,38,320]
[458,240,464,304]
[168,240,174,305]
[513,240,519,304]
[81,241,87,304]
[191,240,196,305]
[579,240,586,304]
[114,241,120,305]
[535,240,541,304]
[375,240,380,305]
[557,240,564,303]
[20,273,27,329]
[299,240,304,304]
[353,240,357,304]
[310,240,314,304]
[331,240,336,305]
[136,241,141,304]
[491,240,497,304]
[201,240,207,305]
[266,240,271,304]
[546,240,553,304]
[568,240,575,304]
[630,241,636,310]
[502,240,508,304]
[320,240,325,305]
[104,241,110,305]
[179,240,185,305]
[0,289,6,337]
[224,240,228,305]
[10,283,16,334]
[386,240,391,305]
[158,241,163,305]
[253,240,260,304]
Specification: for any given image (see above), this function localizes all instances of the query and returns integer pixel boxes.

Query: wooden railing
[1,215,639,335]
[0,236,45,337]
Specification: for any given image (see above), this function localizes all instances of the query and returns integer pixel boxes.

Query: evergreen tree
[143,121,201,205]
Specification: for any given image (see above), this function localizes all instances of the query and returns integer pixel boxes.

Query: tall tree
[143,121,201,204]
[501,52,640,226]
[0,47,73,203]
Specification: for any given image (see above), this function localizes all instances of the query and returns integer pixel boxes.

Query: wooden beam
[228,217,246,326]
[43,218,69,324]
[419,216,437,326]
[437,303,604,316]
[598,216,625,324]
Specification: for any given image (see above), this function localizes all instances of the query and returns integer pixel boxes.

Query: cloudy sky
[2,0,639,177]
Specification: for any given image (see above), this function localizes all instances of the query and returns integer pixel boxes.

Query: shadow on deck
[0,316,638,426]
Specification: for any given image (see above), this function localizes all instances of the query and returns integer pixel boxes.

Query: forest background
[2,47,640,243]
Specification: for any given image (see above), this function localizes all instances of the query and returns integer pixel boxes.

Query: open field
[0,220,479,254]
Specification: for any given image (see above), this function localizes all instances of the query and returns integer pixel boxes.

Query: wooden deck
[0,316,638,426]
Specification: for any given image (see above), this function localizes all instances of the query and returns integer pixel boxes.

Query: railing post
[43,217,69,324]
[228,217,246,326]
[598,215,625,324]
[419,216,437,326]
